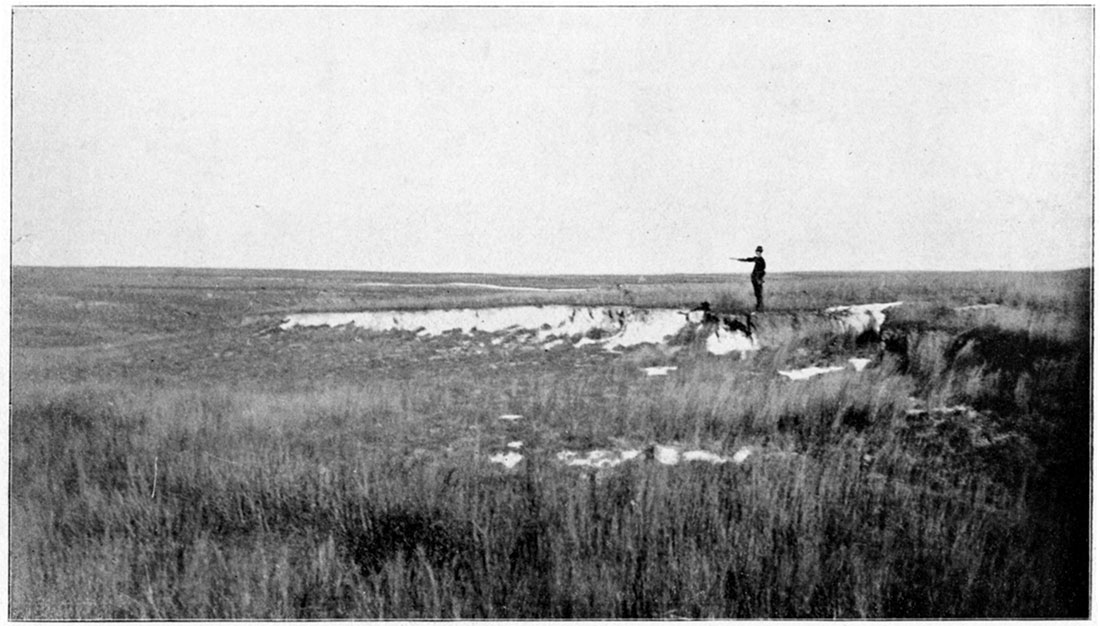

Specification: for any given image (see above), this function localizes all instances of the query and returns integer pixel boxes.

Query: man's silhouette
[732,246,766,312]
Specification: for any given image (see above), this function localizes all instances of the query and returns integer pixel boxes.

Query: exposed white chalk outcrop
[279,302,901,359]
[824,302,903,335]
[280,305,759,356]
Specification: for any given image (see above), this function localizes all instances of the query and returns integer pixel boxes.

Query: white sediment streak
[651,445,681,465]
[681,450,727,464]
[556,449,641,469]
[731,447,754,464]
[905,404,973,417]
[356,281,586,292]
[554,444,784,469]
[642,366,678,377]
[447,282,588,292]
[778,365,846,380]
[849,358,872,371]
[488,452,524,469]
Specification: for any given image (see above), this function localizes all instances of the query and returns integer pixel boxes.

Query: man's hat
[755,246,764,253]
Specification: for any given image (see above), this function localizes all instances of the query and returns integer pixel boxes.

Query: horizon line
[10,264,1092,277]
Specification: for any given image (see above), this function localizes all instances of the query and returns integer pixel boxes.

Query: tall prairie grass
[12,338,1086,617]
[10,268,1089,618]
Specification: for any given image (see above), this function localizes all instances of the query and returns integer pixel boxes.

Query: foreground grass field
[10,266,1090,618]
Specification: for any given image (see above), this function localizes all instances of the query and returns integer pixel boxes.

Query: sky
[11,7,1094,274]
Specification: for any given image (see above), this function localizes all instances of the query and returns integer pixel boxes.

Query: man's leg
[753,279,764,311]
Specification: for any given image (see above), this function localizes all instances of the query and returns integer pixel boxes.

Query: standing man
[732,246,766,312]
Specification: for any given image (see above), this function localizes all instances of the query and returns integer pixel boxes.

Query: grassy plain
[10,266,1091,618]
